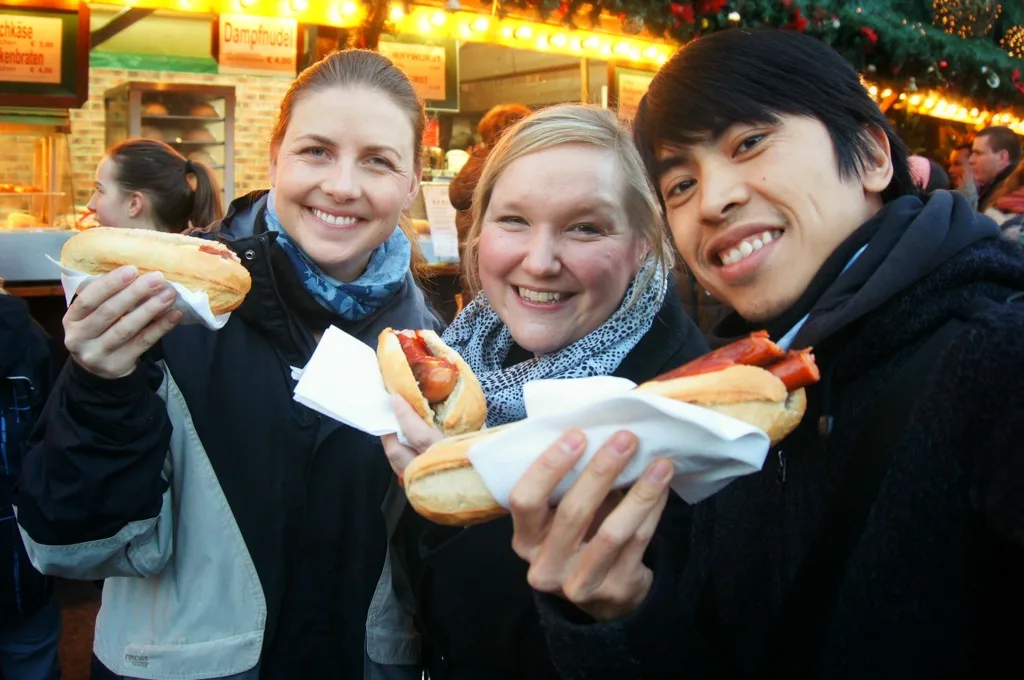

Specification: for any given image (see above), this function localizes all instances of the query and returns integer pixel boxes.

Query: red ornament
[1012,69,1024,96]
[697,0,727,13]
[670,2,696,23]
[785,8,808,33]
[860,26,878,47]
[940,60,948,68]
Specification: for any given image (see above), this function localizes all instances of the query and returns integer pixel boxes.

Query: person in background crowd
[908,154,950,194]
[16,49,441,680]
[448,103,532,249]
[381,105,706,680]
[982,162,1024,243]
[87,138,223,233]
[0,277,60,680]
[947,143,971,187]
[508,28,1024,678]
[969,125,1022,211]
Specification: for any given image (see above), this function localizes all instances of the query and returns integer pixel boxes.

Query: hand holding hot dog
[381,394,444,479]
[509,429,673,621]
[64,266,183,379]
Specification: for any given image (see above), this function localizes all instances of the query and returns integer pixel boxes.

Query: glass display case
[0,108,78,284]
[104,82,236,204]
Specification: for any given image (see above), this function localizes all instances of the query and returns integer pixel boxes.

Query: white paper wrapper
[291,326,771,505]
[49,256,230,330]
[467,376,769,505]
[292,325,400,436]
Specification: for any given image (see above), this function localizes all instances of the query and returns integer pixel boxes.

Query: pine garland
[488,0,1024,110]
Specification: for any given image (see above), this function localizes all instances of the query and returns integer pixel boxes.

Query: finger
[543,431,638,558]
[68,271,167,341]
[381,433,418,478]
[566,460,673,605]
[509,429,586,560]
[95,283,178,354]
[390,395,443,453]
[65,266,139,322]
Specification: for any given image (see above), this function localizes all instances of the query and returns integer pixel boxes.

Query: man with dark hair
[971,125,1022,210]
[505,28,1024,678]
[948,143,971,187]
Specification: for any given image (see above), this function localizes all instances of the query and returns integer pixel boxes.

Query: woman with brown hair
[87,138,222,232]
[17,49,440,680]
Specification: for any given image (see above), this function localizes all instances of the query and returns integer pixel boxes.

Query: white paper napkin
[467,376,770,505]
[49,256,230,330]
[289,326,771,505]
[292,325,400,436]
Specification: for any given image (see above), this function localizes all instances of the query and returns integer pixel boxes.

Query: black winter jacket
[16,192,441,678]
[397,287,708,680]
[0,292,57,629]
[538,191,1024,678]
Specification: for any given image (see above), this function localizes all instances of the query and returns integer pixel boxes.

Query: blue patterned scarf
[265,190,411,321]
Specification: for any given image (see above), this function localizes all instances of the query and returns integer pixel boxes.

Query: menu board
[0,15,62,84]
[420,182,460,261]
[0,2,89,108]
[612,66,656,123]
[378,34,459,112]
[215,14,298,76]
[379,40,446,101]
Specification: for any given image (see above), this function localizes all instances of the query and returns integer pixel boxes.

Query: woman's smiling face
[269,86,420,282]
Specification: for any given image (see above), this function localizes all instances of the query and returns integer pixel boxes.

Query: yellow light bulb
[924,97,935,108]
[430,11,447,26]
[290,0,308,10]
[550,33,567,47]
[471,17,489,32]
[514,25,533,40]
[418,17,431,32]
[970,108,979,118]
[501,27,513,38]
[582,36,599,49]
[910,95,921,105]
[643,46,659,60]
[615,41,630,54]
[340,1,358,16]
[882,88,892,98]
[869,85,878,96]
[899,93,907,100]
[388,4,404,20]
[569,38,581,50]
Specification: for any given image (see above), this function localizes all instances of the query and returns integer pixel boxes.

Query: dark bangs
[633,28,914,204]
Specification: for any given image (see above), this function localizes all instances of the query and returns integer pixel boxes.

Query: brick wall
[69,68,293,208]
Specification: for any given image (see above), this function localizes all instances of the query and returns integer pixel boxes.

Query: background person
[969,125,1021,211]
[87,139,223,233]
[0,278,60,680]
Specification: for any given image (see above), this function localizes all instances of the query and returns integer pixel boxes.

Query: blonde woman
[382,105,707,679]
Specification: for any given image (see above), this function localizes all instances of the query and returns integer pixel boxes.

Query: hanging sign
[214,14,297,76]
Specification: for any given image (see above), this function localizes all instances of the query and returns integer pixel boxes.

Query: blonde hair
[462,104,674,302]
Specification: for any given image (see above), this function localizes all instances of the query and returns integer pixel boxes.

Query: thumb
[390,394,444,453]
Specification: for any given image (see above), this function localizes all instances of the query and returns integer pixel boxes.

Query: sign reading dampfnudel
[215,14,297,76]
[0,15,63,85]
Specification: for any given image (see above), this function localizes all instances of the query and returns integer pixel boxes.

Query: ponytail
[185,159,224,230]
[108,138,223,233]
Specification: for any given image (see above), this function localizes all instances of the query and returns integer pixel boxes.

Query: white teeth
[518,287,565,303]
[719,230,783,266]
[312,208,359,226]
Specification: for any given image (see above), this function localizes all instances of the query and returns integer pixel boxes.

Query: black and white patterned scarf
[442,259,667,426]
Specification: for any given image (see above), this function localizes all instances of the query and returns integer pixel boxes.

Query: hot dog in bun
[61,227,251,315]
[377,328,487,436]
[402,332,819,526]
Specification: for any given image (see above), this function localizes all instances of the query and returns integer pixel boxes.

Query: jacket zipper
[777,449,787,485]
